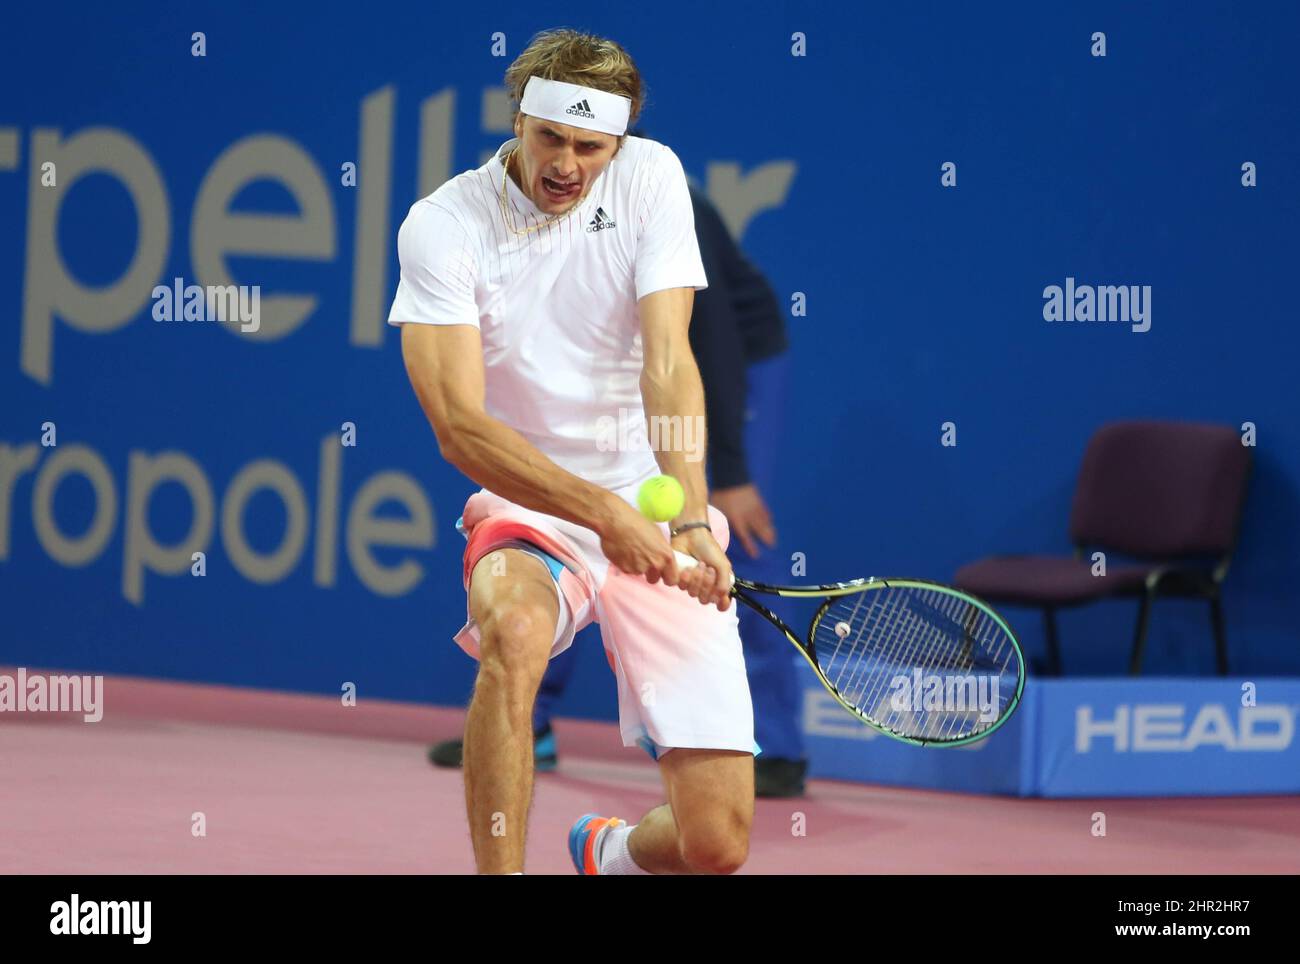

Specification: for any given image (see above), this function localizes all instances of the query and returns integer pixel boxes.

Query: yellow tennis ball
[637,475,685,522]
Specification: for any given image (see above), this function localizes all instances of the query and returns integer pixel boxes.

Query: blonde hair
[504,28,645,131]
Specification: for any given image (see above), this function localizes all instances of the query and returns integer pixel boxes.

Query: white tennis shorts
[451,475,756,758]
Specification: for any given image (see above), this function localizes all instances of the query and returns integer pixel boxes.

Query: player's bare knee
[470,550,556,670]
[679,834,748,875]
[477,602,552,691]
[677,814,750,875]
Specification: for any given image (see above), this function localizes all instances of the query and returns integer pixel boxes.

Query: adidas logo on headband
[567,99,596,120]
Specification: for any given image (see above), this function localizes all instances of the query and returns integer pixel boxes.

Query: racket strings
[824,588,905,708]
[813,585,1021,742]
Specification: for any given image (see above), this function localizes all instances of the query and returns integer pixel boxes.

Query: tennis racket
[673,551,1025,747]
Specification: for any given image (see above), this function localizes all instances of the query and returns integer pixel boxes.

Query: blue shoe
[567,813,625,875]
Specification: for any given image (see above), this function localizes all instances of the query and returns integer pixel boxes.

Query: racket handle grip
[672,550,737,589]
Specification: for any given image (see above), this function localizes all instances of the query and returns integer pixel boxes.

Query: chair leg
[1128,592,1154,675]
[1043,608,1063,676]
[1209,593,1229,675]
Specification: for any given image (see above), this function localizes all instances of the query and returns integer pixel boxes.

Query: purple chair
[954,421,1252,675]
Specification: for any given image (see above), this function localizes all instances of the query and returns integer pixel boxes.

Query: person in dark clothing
[429,170,807,797]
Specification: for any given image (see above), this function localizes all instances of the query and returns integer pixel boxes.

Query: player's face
[512,115,620,214]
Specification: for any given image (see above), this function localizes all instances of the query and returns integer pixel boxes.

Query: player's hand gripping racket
[673,551,1025,746]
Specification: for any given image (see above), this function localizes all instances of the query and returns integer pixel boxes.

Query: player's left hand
[669,524,733,611]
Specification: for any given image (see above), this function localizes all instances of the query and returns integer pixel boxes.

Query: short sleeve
[634,145,708,301]
[387,201,481,328]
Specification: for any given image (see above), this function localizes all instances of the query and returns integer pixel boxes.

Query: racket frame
[728,573,1027,748]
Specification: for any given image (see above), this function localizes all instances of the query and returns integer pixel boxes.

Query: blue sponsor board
[802,664,1300,797]
[3,3,1300,717]
[1036,678,1300,797]
[800,660,1031,795]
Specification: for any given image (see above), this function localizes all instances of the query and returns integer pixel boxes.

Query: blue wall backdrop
[3,1,1298,725]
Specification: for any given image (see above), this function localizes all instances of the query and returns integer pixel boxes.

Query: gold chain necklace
[498,148,590,237]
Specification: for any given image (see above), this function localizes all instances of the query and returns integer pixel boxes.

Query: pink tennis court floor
[2,671,1297,874]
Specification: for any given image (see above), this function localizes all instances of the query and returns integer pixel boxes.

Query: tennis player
[390,29,755,874]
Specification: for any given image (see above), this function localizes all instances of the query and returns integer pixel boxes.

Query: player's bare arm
[400,322,681,585]
[638,286,733,610]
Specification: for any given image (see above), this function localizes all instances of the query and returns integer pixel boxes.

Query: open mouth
[541,175,579,202]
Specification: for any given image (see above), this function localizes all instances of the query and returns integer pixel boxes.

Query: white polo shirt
[388,135,708,490]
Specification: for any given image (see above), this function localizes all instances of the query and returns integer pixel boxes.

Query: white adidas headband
[518,75,631,137]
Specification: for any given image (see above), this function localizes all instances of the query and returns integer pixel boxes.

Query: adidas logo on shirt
[585,207,617,233]
[566,99,595,120]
